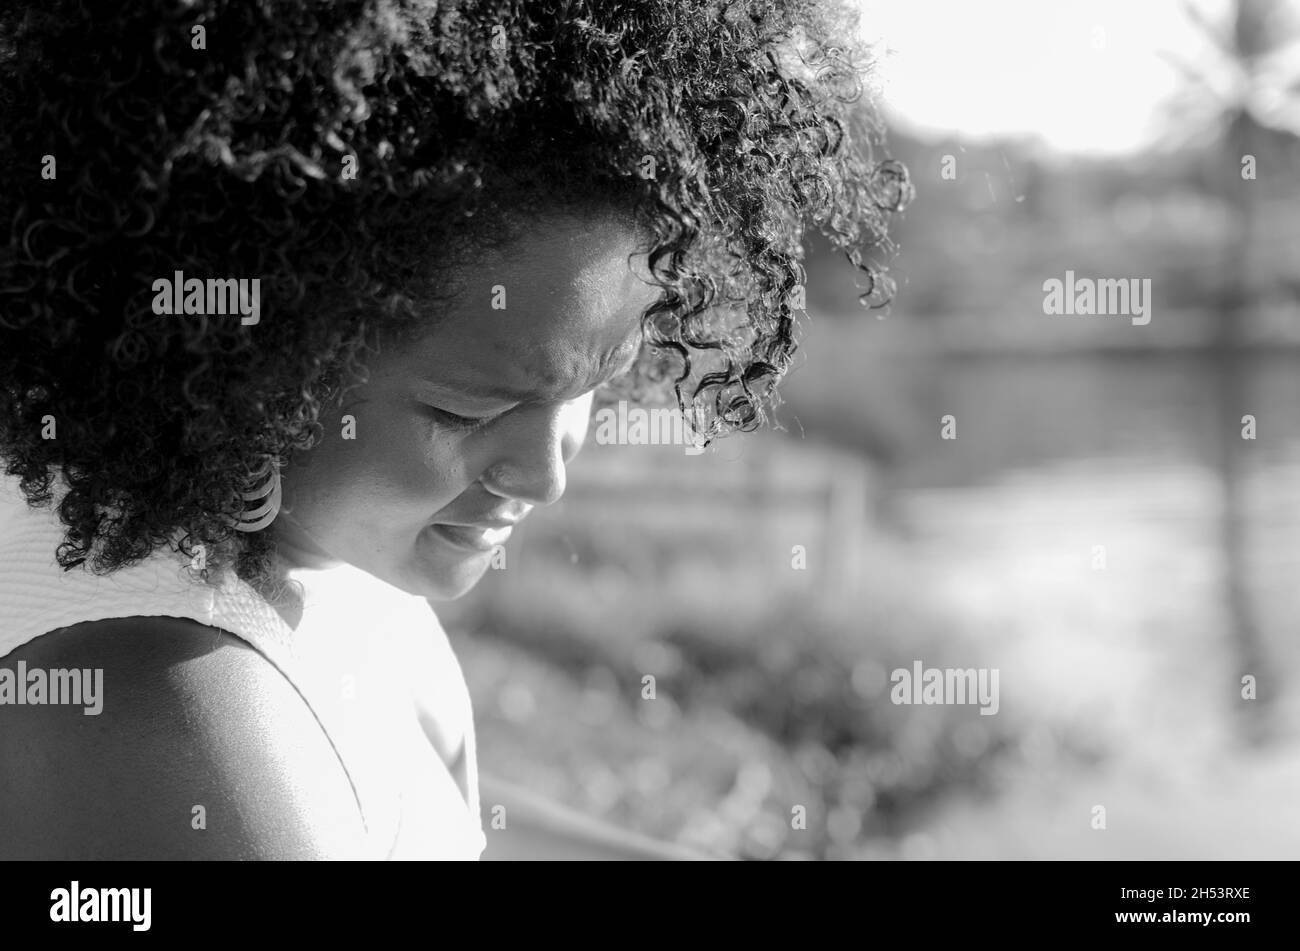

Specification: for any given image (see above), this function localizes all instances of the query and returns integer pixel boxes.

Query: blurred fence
[502,435,877,602]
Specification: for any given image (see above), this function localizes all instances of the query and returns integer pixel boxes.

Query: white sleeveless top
[0,473,486,860]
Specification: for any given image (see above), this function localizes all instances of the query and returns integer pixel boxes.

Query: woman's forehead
[472,211,652,313]
[392,216,658,394]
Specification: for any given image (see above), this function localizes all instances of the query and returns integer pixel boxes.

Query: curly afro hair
[0,0,912,594]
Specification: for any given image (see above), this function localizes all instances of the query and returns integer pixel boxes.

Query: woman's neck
[270,514,345,571]
[253,519,337,630]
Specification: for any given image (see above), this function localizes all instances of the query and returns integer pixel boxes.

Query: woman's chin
[417,566,490,601]
[405,535,496,600]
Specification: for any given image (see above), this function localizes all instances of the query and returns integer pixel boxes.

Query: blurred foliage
[803,125,1300,336]
[446,517,1105,860]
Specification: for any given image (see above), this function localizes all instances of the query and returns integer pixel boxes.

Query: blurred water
[895,349,1300,486]
[872,349,1300,857]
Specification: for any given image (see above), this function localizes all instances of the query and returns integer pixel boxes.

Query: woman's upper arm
[0,616,369,860]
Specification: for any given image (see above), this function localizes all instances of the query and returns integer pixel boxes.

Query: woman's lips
[428,522,513,552]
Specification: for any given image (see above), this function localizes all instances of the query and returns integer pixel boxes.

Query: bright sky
[855,0,1300,155]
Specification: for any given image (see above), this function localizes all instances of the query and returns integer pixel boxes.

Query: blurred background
[439,0,1300,859]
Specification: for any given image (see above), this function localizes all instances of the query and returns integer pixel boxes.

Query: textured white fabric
[0,473,486,860]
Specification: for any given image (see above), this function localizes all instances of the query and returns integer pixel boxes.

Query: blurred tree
[1160,0,1300,744]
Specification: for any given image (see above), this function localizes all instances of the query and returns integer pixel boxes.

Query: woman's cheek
[324,404,459,516]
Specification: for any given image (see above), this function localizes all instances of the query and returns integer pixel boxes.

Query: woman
[0,0,909,859]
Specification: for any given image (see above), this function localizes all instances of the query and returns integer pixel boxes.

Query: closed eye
[422,404,504,431]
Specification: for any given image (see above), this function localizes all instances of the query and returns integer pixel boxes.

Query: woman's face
[274,210,661,600]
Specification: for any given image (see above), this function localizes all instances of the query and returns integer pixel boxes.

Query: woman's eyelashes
[420,390,595,433]
[422,404,504,432]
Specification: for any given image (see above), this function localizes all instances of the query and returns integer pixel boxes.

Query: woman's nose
[480,396,592,506]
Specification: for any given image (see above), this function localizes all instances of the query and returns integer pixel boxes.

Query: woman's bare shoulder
[0,616,368,859]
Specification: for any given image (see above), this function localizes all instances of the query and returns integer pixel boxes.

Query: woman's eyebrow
[418,343,641,404]
[417,377,533,403]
